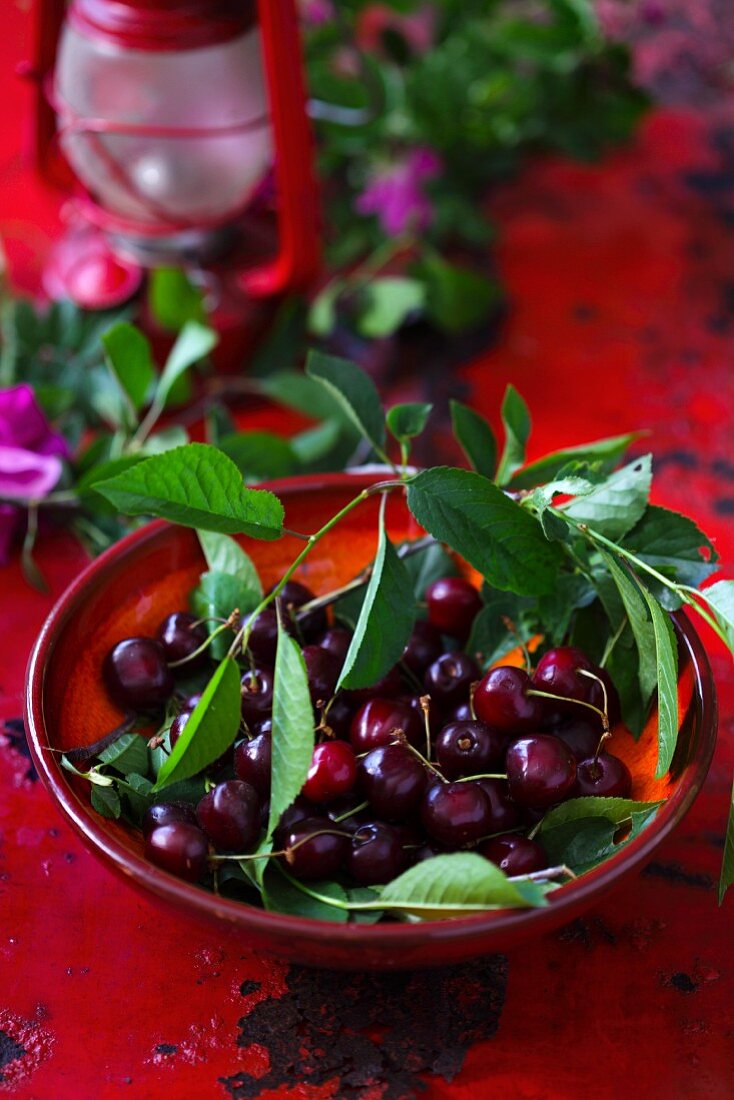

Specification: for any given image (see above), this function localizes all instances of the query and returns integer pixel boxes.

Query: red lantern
[26,0,321,309]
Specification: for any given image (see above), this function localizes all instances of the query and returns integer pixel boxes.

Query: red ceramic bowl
[25,472,718,970]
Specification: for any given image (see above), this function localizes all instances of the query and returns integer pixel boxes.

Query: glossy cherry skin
[325,797,370,834]
[473,666,542,734]
[480,835,547,875]
[272,796,316,848]
[156,611,207,669]
[349,697,423,753]
[272,580,327,642]
[573,752,632,798]
[347,823,405,885]
[358,743,427,822]
[345,666,403,703]
[302,645,341,706]
[402,619,443,675]
[319,695,354,739]
[240,667,275,725]
[554,719,600,762]
[246,607,280,665]
[445,701,473,723]
[403,693,441,741]
[421,781,492,849]
[423,651,480,706]
[234,733,272,798]
[475,778,520,833]
[318,628,353,663]
[435,719,504,779]
[281,817,349,880]
[196,780,260,852]
[586,666,622,727]
[532,646,595,717]
[145,822,209,883]
[506,735,577,808]
[103,637,174,711]
[301,741,357,803]
[426,576,482,641]
[142,801,198,838]
[169,709,192,748]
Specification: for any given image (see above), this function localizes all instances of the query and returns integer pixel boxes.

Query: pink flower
[357,4,436,56]
[356,147,442,237]
[299,0,334,26]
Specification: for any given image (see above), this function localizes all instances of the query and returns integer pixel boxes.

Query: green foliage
[267,617,316,839]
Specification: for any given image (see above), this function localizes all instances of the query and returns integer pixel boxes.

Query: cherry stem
[469,680,478,721]
[168,614,239,669]
[394,736,446,781]
[507,864,577,883]
[331,800,369,824]
[419,694,433,761]
[456,773,507,782]
[526,688,609,734]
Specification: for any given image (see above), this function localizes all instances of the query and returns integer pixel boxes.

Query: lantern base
[107,224,239,268]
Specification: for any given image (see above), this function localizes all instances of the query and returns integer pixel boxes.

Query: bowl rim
[24,471,719,947]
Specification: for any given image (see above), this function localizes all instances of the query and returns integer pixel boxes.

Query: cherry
[196,780,260,852]
[240,667,275,725]
[423,651,480,706]
[281,817,349,880]
[247,607,280,665]
[358,743,427,821]
[156,612,207,669]
[435,719,504,779]
[350,697,423,753]
[481,835,547,876]
[319,628,353,662]
[183,692,203,710]
[574,752,632,798]
[142,801,197,838]
[402,620,443,675]
[318,695,354,739]
[347,823,405,885]
[403,694,441,740]
[345,666,403,703]
[145,822,209,883]
[234,733,272,797]
[473,666,542,734]
[302,741,357,803]
[302,645,341,706]
[475,778,520,833]
[325,797,370,833]
[586,665,622,727]
[169,709,193,748]
[421,781,492,848]
[532,646,595,717]
[104,637,174,711]
[426,576,482,641]
[554,718,600,762]
[273,796,316,847]
[445,701,473,723]
[272,580,327,642]
[506,735,577,808]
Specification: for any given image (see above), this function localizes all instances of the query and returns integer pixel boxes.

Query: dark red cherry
[475,778,520,833]
[481,834,547,876]
[302,741,357,803]
[169,709,193,748]
[247,607,281,665]
[445,700,473,723]
[435,719,504,779]
[344,666,403,703]
[325,797,370,833]
[358,743,427,822]
[281,817,349,880]
[506,735,577,808]
[319,628,353,662]
[156,612,207,669]
[104,637,174,711]
[196,780,260,852]
[234,733,272,798]
[426,576,482,641]
[349,697,423,753]
[302,645,341,706]
[347,822,405,885]
[272,580,327,642]
[402,620,443,675]
[573,752,632,798]
[421,781,492,849]
[240,667,275,725]
[423,651,480,706]
[554,719,600,762]
[402,694,441,741]
[145,822,209,882]
[319,695,355,739]
[586,665,622,727]
[532,646,595,717]
[272,796,316,847]
[473,666,542,734]
[142,801,198,838]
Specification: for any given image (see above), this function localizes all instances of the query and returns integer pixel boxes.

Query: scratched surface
[2,4,734,1098]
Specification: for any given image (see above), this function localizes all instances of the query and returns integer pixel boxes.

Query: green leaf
[338,503,417,691]
[308,279,344,338]
[507,433,639,490]
[538,797,662,873]
[537,573,596,645]
[95,443,284,538]
[157,321,217,408]
[386,402,432,443]
[190,572,261,659]
[91,784,122,820]
[263,868,348,922]
[98,733,149,776]
[347,887,384,924]
[290,419,343,468]
[140,426,189,455]
[406,467,563,596]
[719,774,734,903]
[305,350,386,455]
[598,552,658,708]
[638,587,679,777]
[418,255,499,334]
[401,540,459,600]
[495,385,531,485]
[76,455,146,502]
[267,618,315,839]
[701,580,734,650]
[101,322,155,414]
[357,277,426,338]
[218,431,298,481]
[148,268,205,332]
[467,590,538,667]
[563,455,652,540]
[449,400,497,480]
[538,796,664,834]
[197,530,262,597]
[379,853,549,918]
[152,657,242,791]
[623,506,718,602]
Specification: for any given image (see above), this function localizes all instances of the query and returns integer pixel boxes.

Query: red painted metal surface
[1,5,734,1099]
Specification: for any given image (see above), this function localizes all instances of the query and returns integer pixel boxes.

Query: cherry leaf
[379,853,550,918]
[449,400,497,480]
[267,615,315,839]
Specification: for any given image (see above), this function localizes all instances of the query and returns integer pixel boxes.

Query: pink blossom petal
[0,446,63,500]
[0,384,71,460]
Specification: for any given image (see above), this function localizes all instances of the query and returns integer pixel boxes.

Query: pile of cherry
[102,575,631,893]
